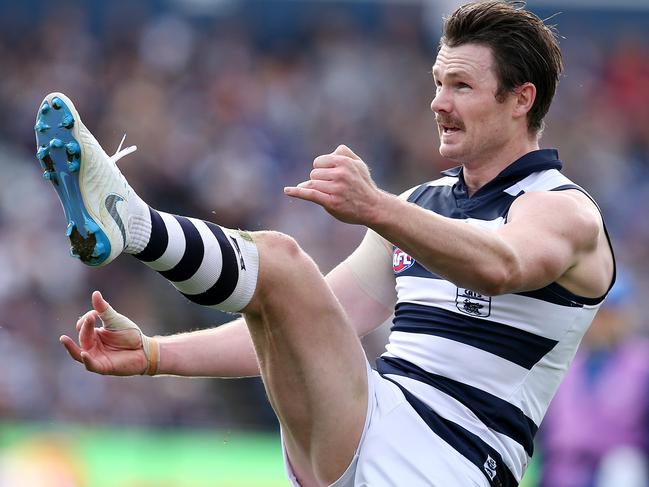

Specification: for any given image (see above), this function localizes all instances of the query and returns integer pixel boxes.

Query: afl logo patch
[393,248,415,273]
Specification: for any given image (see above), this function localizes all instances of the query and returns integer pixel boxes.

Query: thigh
[282,360,376,487]
[243,232,369,486]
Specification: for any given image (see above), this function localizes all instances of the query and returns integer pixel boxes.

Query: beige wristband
[141,335,161,376]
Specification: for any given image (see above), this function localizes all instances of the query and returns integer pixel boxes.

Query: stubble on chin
[438,142,465,163]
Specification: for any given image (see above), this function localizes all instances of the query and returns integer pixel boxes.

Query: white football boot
[34,92,148,266]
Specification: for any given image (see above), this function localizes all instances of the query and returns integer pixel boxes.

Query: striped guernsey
[376,149,615,487]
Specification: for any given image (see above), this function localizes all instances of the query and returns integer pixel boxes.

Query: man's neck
[462,139,539,196]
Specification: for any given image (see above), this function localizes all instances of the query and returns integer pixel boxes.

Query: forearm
[155,239,396,377]
[369,192,517,295]
[156,317,260,377]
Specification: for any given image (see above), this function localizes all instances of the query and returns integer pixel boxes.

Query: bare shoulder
[509,188,599,216]
[508,189,601,249]
[509,189,613,297]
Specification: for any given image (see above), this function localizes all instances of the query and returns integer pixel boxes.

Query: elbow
[481,274,513,297]
[473,256,522,297]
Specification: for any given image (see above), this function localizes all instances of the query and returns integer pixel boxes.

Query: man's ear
[512,82,536,120]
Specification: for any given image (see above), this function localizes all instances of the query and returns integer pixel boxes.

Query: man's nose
[430,87,451,114]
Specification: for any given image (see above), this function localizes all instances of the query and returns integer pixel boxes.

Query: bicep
[496,191,600,292]
[326,229,396,337]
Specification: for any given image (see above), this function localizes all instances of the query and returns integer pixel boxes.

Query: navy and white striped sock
[133,208,259,312]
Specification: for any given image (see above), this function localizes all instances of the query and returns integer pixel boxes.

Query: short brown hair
[441,1,563,134]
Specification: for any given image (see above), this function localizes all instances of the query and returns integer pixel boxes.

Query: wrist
[366,190,398,228]
[141,334,161,376]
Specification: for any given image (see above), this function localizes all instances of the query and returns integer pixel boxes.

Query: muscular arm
[285,145,613,298]
[370,189,604,296]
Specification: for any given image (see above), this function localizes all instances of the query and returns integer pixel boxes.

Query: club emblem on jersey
[393,248,415,273]
[456,288,491,317]
[483,455,498,481]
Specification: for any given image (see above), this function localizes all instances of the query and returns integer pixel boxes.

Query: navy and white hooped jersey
[376,149,615,487]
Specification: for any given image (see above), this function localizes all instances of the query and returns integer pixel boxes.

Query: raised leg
[242,232,368,485]
[35,92,370,486]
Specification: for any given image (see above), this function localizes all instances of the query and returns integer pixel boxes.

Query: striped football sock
[133,208,259,312]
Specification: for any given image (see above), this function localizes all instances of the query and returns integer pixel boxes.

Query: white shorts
[283,360,490,487]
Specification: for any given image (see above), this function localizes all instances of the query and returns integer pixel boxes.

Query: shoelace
[110,133,137,164]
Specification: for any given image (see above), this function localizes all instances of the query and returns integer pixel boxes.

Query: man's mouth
[437,118,463,135]
[441,124,461,134]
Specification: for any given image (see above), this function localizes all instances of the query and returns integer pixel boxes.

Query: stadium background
[0,0,648,485]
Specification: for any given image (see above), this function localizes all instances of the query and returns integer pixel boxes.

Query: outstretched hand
[284,145,385,225]
[60,291,149,376]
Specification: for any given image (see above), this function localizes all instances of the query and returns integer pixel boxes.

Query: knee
[254,231,303,261]
[252,231,315,278]
[245,231,316,312]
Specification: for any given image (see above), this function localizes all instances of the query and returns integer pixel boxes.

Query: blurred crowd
[0,0,648,482]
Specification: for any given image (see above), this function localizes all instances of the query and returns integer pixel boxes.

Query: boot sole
[35,95,111,266]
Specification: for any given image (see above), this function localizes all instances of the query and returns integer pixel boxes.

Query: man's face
[431,43,518,165]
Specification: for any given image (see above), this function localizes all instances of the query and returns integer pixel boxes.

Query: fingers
[78,311,97,350]
[333,144,360,160]
[60,335,83,364]
[309,168,336,181]
[292,144,363,207]
[62,336,104,375]
[92,290,110,314]
[76,310,98,332]
[313,155,339,169]
[92,291,133,331]
[313,146,357,169]
[286,178,329,192]
[284,185,331,206]
[299,179,337,194]
[313,145,362,169]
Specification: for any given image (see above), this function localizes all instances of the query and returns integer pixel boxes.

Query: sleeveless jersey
[376,149,615,487]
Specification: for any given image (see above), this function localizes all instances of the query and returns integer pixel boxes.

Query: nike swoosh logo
[229,236,246,271]
[105,194,126,248]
